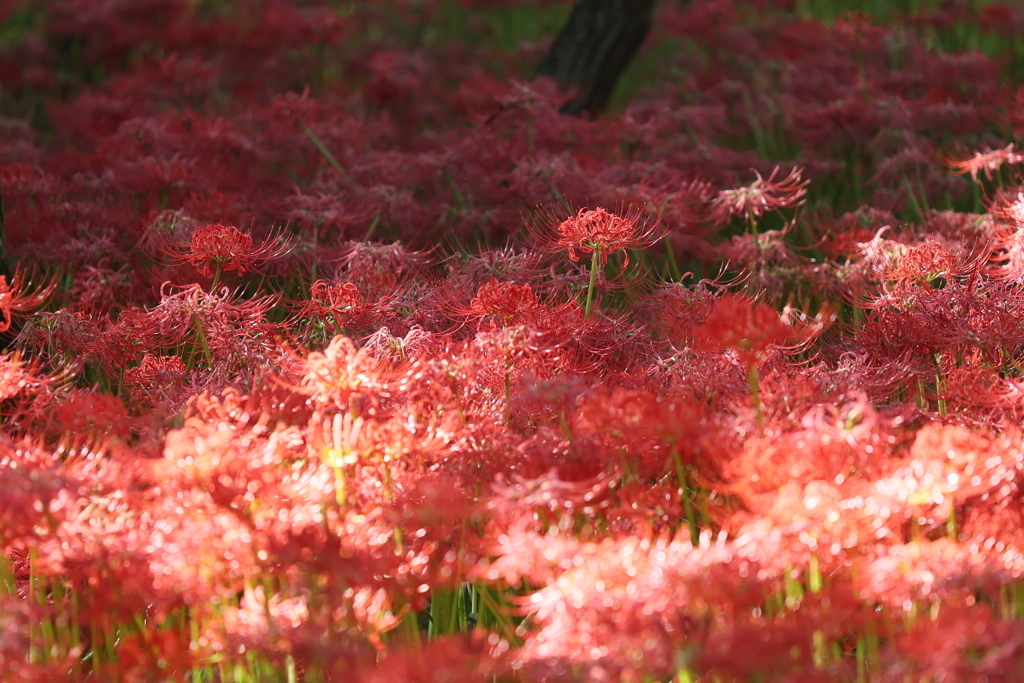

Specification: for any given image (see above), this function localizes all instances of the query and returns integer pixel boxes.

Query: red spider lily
[12,0,1024,677]
[160,223,292,282]
[531,205,660,267]
[638,280,717,342]
[0,351,47,404]
[301,335,393,410]
[691,293,800,430]
[634,178,716,232]
[460,279,543,330]
[336,241,434,296]
[691,293,793,367]
[0,351,57,431]
[294,279,397,340]
[710,166,809,229]
[989,221,1024,284]
[123,354,192,408]
[103,284,283,387]
[506,521,804,681]
[362,326,438,364]
[530,205,659,319]
[0,270,56,333]
[876,240,979,283]
[300,279,363,328]
[65,262,134,317]
[944,144,1024,183]
[51,389,131,441]
[718,224,834,303]
[988,187,1024,230]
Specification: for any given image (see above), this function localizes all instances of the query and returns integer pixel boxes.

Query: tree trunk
[536,0,657,116]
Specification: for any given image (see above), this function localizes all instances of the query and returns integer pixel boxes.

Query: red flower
[309,280,361,310]
[532,205,659,266]
[0,270,56,333]
[163,223,291,279]
[123,354,191,408]
[944,144,1023,183]
[691,293,793,367]
[466,279,541,327]
[710,167,808,227]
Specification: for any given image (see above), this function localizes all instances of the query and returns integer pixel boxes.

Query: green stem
[193,315,213,366]
[584,249,601,320]
[673,449,699,545]
[504,348,513,426]
[209,262,223,292]
[664,232,681,281]
[747,364,763,432]
[303,122,344,175]
[808,554,822,593]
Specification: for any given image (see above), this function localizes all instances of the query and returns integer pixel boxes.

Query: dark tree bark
[536,0,657,116]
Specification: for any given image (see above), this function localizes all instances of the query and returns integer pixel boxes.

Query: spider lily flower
[532,205,660,267]
[0,270,56,333]
[710,167,808,231]
[944,144,1024,183]
[531,205,659,319]
[160,223,293,285]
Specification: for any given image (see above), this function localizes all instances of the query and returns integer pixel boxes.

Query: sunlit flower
[691,293,792,367]
[194,223,289,276]
[945,144,1024,183]
[0,270,56,333]
[161,223,292,280]
[533,205,659,266]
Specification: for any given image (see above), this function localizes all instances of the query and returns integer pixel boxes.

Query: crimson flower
[531,205,660,319]
[123,354,191,408]
[692,293,795,430]
[309,280,361,311]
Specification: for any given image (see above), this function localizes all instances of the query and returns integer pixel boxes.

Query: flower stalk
[584,247,601,320]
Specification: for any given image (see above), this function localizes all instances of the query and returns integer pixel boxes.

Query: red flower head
[944,144,1024,183]
[157,223,292,280]
[710,166,808,228]
[310,280,361,311]
[0,270,56,333]
[467,278,541,327]
[191,223,291,277]
[691,293,793,367]
[532,205,660,267]
[123,354,191,408]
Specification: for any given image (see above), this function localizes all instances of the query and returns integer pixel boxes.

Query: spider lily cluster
[2,0,1024,681]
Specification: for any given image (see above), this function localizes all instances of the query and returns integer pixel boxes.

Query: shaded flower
[123,354,192,408]
[710,167,808,227]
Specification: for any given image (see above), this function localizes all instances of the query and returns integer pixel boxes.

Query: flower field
[3,0,1024,679]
